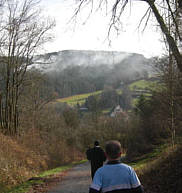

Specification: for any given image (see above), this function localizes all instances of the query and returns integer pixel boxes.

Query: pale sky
[40,0,165,58]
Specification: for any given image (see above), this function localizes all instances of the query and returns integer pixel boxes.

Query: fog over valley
[32,49,154,98]
[34,49,153,74]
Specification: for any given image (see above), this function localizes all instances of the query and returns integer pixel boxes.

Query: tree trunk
[147,0,182,72]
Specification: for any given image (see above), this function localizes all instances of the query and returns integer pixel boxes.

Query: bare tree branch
[137,7,151,32]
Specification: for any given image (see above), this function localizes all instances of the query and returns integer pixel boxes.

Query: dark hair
[105,140,121,159]
[94,141,99,146]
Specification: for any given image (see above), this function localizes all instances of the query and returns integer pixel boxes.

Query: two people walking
[87,140,144,193]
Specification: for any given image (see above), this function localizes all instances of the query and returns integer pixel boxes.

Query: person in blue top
[89,140,144,193]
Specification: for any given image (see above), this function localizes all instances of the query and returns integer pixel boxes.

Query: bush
[0,133,46,187]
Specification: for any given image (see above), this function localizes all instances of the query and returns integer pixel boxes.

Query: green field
[129,79,161,106]
[56,90,102,106]
[129,79,158,91]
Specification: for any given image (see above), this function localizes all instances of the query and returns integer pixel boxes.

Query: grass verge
[3,160,87,193]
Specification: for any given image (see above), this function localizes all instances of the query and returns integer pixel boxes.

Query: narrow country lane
[47,162,91,193]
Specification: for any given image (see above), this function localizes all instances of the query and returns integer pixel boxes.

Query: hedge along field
[56,90,102,106]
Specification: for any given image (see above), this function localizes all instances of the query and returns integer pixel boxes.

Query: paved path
[47,162,91,193]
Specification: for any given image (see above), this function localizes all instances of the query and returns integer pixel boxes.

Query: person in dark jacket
[86,141,106,179]
[89,140,144,193]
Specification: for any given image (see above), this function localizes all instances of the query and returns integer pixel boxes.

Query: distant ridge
[33,49,151,73]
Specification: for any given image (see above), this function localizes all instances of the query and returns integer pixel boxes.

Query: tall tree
[0,0,55,135]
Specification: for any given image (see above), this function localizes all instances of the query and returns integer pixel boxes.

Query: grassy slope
[129,79,157,91]
[128,144,166,170]
[139,145,182,193]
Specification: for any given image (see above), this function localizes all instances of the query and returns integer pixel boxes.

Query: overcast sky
[40,0,165,58]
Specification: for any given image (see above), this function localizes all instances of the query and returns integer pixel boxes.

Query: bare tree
[75,0,182,71]
[0,0,55,135]
[19,69,57,132]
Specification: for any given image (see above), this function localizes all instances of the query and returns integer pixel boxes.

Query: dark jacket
[86,146,106,179]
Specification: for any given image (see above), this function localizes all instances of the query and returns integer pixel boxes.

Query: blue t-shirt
[90,161,141,193]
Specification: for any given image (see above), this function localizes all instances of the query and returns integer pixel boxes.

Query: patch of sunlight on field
[116,89,122,94]
[66,99,85,106]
